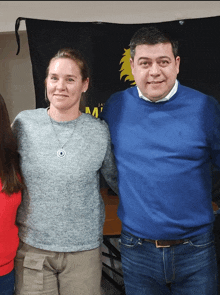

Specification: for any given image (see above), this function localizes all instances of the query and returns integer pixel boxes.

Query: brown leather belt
[144,239,186,248]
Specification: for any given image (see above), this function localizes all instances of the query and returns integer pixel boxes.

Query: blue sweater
[100,83,220,240]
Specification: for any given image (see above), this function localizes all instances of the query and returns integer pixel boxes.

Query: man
[100,26,220,294]
[213,167,220,294]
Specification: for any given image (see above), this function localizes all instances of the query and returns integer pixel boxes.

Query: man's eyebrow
[157,56,172,60]
[137,56,171,61]
[138,57,151,61]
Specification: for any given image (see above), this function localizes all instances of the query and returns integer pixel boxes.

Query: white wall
[1,1,220,33]
[0,31,35,122]
[0,1,220,121]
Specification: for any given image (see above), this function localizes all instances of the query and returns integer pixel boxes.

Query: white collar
[137,80,178,103]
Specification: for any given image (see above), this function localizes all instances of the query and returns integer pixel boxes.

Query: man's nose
[149,62,160,76]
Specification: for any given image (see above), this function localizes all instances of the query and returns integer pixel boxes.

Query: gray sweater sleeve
[100,121,119,195]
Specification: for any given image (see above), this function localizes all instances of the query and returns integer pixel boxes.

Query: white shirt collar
[137,80,178,103]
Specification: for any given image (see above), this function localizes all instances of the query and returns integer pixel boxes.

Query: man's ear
[130,58,134,74]
[175,56,180,75]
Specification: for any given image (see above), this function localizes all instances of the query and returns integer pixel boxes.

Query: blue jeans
[120,229,218,295]
[0,269,15,295]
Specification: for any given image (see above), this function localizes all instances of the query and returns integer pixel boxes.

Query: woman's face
[46,58,89,113]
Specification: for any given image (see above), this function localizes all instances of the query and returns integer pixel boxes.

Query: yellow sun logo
[119,48,136,85]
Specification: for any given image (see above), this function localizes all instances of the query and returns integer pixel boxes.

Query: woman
[0,94,24,295]
[12,48,118,295]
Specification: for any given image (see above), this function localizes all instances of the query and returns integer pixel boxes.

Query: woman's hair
[0,94,25,195]
[45,48,90,106]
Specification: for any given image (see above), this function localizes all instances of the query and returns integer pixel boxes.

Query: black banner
[16,16,220,117]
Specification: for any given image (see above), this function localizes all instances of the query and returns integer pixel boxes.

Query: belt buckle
[155,240,170,248]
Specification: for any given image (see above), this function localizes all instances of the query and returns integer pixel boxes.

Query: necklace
[48,109,80,158]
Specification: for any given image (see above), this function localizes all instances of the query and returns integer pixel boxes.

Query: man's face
[130,43,180,102]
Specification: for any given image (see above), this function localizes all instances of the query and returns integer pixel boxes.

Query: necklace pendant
[57,149,66,158]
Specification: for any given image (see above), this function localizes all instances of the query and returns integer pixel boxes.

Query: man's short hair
[129,26,179,59]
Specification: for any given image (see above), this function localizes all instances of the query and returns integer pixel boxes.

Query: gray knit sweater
[12,109,118,252]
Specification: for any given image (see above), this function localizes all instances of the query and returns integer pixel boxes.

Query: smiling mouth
[147,81,164,84]
[54,94,68,98]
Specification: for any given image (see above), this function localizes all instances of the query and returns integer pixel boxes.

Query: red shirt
[0,182,21,276]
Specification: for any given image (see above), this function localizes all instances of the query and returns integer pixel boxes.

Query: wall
[1,1,220,33]
[0,1,220,121]
[0,31,35,122]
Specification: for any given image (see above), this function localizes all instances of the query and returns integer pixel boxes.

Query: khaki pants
[14,241,102,295]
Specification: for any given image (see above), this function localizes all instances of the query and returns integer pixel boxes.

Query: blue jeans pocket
[187,231,215,248]
[119,230,140,248]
